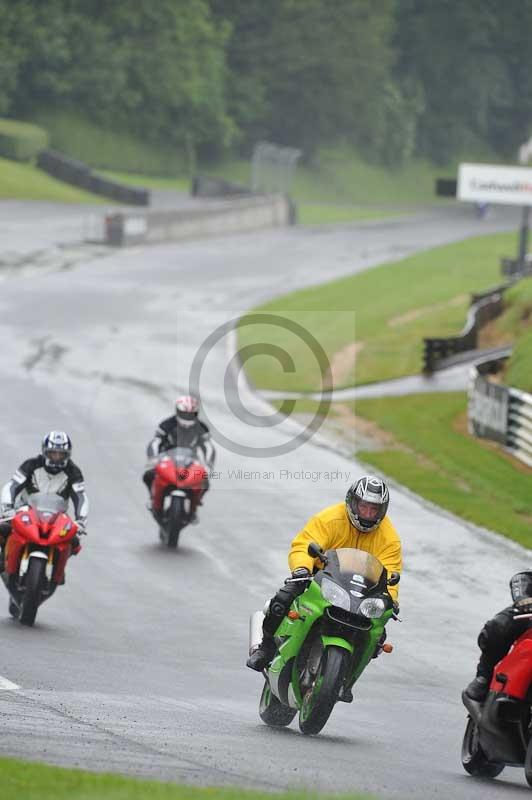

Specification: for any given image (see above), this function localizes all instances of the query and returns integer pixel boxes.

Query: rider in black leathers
[142,396,215,520]
[465,571,532,701]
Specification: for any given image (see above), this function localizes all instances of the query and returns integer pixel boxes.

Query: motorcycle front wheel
[259,681,297,728]
[166,495,184,549]
[461,716,504,778]
[20,558,46,626]
[298,645,350,735]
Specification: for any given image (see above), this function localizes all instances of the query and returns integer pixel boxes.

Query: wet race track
[0,205,530,797]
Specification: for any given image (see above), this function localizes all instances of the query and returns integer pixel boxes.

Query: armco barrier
[468,362,532,468]
[507,387,532,467]
[37,150,149,206]
[104,193,293,246]
[423,288,507,373]
[191,175,252,197]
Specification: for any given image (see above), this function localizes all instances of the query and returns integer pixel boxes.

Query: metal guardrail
[468,363,532,468]
[191,175,252,197]
[507,387,532,467]
[37,150,150,206]
[423,290,507,373]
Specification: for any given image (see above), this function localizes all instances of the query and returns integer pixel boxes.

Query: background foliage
[2,0,532,168]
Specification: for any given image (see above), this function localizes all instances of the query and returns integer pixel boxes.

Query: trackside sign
[458,163,532,206]
[468,373,509,444]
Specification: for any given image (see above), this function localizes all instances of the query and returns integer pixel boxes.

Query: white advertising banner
[458,163,532,206]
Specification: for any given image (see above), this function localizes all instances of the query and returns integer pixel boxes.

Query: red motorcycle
[0,493,80,626]
[150,447,208,548]
[462,610,532,786]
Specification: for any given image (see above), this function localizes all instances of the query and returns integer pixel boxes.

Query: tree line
[1,0,531,167]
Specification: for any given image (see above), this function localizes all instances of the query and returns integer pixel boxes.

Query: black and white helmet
[42,431,72,473]
[346,476,389,533]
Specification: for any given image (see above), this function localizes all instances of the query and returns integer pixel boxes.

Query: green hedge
[0,119,49,161]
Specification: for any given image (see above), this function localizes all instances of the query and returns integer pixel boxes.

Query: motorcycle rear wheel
[166,496,184,549]
[298,645,350,735]
[20,558,45,626]
[461,716,504,778]
[259,681,297,727]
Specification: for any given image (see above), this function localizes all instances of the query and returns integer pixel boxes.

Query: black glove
[285,567,311,585]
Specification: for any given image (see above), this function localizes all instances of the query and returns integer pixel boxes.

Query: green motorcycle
[251,543,400,735]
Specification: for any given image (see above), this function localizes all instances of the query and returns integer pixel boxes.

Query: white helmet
[175,395,199,428]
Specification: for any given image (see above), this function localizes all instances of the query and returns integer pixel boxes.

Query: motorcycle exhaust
[249,610,265,655]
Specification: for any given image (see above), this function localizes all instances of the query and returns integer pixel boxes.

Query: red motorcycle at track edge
[462,609,532,785]
[0,492,80,626]
[149,447,208,549]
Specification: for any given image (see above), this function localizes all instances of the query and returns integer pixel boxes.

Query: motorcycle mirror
[387,572,400,587]
[308,542,328,565]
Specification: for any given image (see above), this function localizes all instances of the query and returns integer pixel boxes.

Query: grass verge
[0,756,372,800]
[209,146,458,208]
[31,109,187,176]
[282,393,531,545]
[505,329,532,393]
[0,156,105,203]
[486,276,532,393]
[352,393,531,547]
[238,232,517,392]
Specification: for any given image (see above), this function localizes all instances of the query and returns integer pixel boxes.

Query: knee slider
[269,599,289,619]
[269,588,293,617]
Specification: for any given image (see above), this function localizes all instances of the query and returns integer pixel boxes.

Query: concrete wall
[105,193,293,246]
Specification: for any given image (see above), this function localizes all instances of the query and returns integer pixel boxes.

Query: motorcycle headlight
[358,598,386,619]
[321,577,351,611]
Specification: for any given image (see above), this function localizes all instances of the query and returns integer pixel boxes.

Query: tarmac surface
[0,203,530,796]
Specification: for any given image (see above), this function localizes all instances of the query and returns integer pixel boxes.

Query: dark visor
[178,411,197,420]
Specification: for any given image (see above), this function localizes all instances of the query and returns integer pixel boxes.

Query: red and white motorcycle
[0,493,80,625]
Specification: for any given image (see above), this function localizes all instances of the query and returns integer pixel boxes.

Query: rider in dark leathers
[465,571,532,701]
[143,396,215,520]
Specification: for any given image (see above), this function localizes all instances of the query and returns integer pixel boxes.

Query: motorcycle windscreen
[164,447,196,466]
[27,492,68,525]
[332,548,384,587]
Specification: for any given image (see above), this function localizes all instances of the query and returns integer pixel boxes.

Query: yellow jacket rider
[247,476,402,673]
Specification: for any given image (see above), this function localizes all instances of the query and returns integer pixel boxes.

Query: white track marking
[0,675,20,691]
